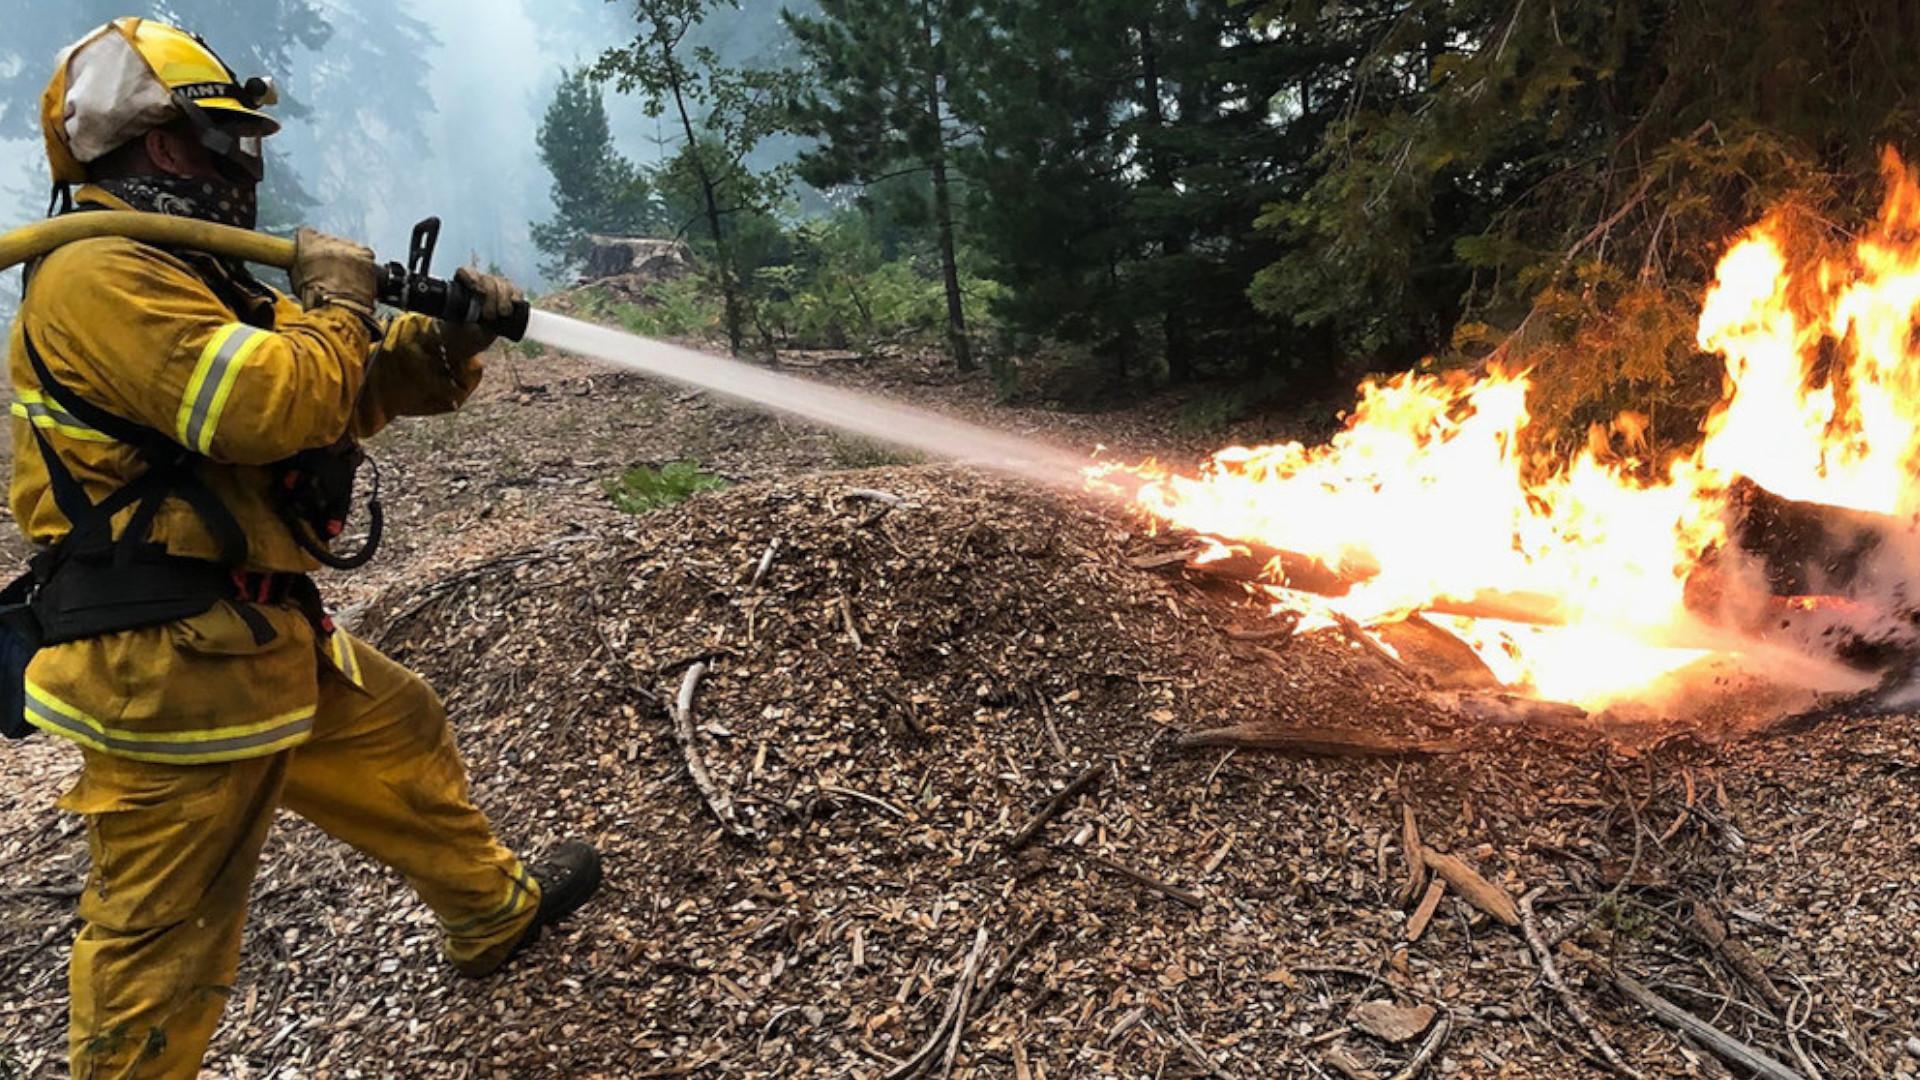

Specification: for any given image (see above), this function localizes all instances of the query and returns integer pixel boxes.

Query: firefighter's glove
[443,267,523,353]
[292,227,380,322]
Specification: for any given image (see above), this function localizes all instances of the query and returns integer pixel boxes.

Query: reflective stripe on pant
[62,634,538,1079]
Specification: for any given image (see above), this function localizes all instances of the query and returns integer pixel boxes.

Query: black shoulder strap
[20,330,249,568]
[24,331,177,455]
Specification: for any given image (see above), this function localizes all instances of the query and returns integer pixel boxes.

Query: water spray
[0,212,1085,487]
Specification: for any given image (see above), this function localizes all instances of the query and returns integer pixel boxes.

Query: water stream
[523,309,1090,488]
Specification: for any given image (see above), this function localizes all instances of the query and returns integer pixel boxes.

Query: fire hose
[0,211,531,340]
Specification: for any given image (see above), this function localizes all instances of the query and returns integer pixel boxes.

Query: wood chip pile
[3,466,1918,1078]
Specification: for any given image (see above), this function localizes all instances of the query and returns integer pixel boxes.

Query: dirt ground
[2,331,1918,1079]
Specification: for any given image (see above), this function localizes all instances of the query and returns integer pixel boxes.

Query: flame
[1096,149,1920,709]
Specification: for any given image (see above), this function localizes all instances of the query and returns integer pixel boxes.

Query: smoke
[0,0,810,297]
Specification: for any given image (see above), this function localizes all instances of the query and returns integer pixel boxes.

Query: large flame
[1097,149,1920,709]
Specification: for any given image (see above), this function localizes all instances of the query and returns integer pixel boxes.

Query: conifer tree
[784,0,986,373]
[596,0,789,356]
[532,68,662,276]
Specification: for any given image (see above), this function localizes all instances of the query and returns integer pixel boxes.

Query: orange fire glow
[1094,150,1920,709]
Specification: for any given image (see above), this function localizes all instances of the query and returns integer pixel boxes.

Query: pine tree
[958,0,1299,391]
[532,68,663,277]
[784,0,987,374]
[1250,0,1920,446]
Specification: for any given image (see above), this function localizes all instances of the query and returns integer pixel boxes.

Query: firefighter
[10,19,602,1078]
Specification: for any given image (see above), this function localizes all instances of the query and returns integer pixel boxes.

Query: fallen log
[1174,723,1465,757]
[1722,476,1914,596]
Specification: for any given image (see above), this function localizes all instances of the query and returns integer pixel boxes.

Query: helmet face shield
[233,134,265,181]
[171,88,266,183]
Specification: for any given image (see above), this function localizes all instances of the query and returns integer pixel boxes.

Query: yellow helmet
[41,17,280,185]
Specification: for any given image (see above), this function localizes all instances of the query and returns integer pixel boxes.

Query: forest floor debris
[1,345,1917,1078]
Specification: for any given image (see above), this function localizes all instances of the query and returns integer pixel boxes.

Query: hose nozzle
[374,217,530,341]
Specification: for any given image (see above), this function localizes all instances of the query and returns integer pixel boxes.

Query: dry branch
[1397,804,1427,908]
[1614,971,1806,1080]
[1422,851,1518,926]
[1175,724,1463,758]
[886,928,990,1080]
[670,662,755,842]
[1061,846,1206,909]
[1519,889,1643,1079]
[1692,901,1789,1014]
[1007,763,1107,850]
[846,488,908,507]
[1406,878,1446,943]
[1182,544,1360,596]
[749,537,780,587]
[1127,545,1209,570]
[839,593,865,649]
[1333,612,1420,684]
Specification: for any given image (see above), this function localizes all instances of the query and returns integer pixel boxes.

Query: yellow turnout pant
[57,633,538,1079]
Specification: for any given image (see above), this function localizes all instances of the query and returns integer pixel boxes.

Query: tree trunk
[1139,15,1190,383]
[664,44,743,356]
[921,3,975,373]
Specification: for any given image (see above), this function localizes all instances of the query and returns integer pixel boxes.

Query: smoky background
[0,0,817,312]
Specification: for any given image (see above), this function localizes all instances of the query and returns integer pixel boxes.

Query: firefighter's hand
[292,228,379,320]
[456,267,522,326]
[440,267,523,355]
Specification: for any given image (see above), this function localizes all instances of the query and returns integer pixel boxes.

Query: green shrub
[617,277,723,340]
[573,281,722,341]
[604,461,729,513]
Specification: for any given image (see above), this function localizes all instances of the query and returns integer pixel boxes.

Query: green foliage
[750,213,1004,352]
[528,0,1920,439]
[593,0,795,355]
[533,69,666,276]
[573,281,723,339]
[1248,0,1920,444]
[1174,374,1298,436]
[959,0,1306,393]
[784,0,988,373]
[604,461,730,513]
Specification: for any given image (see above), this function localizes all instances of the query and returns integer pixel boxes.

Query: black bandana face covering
[94,175,259,230]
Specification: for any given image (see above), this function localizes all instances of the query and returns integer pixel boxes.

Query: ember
[1093,150,1920,711]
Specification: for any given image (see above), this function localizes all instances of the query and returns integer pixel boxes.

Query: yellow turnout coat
[8,185,483,763]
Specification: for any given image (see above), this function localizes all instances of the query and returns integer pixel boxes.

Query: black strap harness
[18,327,280,645]
[7,239,378,648]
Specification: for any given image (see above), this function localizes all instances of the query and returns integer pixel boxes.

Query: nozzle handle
[374,265,531,341]
[372,216,531,341]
